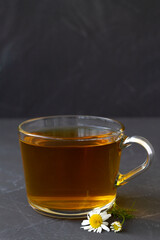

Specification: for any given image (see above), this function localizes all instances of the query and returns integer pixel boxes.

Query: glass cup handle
[116,136,155,186]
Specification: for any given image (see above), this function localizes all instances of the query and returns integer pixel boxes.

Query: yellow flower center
[113,223,121,231]
[89,214,103,229]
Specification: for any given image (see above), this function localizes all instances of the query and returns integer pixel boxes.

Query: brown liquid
[20,127,121,211]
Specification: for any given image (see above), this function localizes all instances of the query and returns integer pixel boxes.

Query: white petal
[111,221,121,227]
[89,209,100,216]
[88,228,94,232]
[81,225,91,230]
[101,224,110,232]
[98,227,102,233]
[100,211,111,218]
[94,209,101,214]
[101,213,111,221]
[117,223,121,227]
[81,220,89,226]
[102,221,109,226]
[94,228,97,232]
[100,211,106,217]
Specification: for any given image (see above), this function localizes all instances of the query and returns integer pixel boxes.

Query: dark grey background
[0,0,160,118]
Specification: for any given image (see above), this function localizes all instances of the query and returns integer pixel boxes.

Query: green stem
[121,215,125,226]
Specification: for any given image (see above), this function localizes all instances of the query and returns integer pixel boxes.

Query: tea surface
[20,127,121,211]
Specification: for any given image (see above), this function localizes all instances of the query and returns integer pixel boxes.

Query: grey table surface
[0,118,160,240]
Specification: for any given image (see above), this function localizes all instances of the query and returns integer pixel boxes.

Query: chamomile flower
[110,221,122,232]
[81,209,111,233]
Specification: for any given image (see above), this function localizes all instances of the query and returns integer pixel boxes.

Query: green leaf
[108,202,136,224]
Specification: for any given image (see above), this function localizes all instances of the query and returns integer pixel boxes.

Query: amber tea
[20,126,121,212]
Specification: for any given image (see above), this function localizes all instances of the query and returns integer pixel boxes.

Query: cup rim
[18,115,125,141]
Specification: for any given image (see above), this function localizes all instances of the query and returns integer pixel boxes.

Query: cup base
[28,197,116,219]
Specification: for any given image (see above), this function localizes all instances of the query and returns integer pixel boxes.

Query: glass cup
[18,115,154,218]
